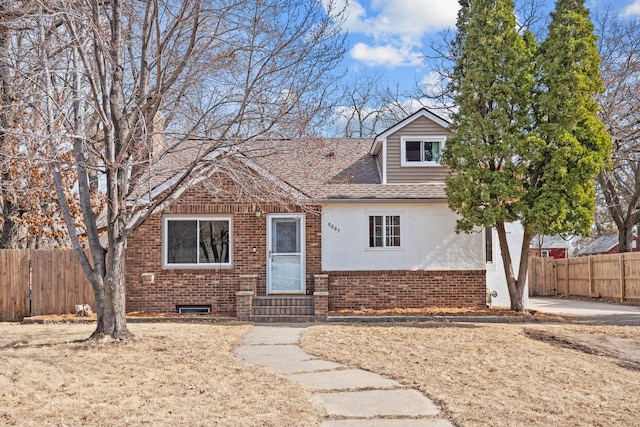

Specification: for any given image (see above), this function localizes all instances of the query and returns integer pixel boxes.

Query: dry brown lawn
[0,322,321,427]
[3,321,639,427]
[301,324,640,427]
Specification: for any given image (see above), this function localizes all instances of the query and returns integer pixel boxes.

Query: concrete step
[252,306,314,316]
[252,295,314,307]
[250,296,314,322]
[250,314,315,323]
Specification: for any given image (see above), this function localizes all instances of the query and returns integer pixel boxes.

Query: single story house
[124,109,488,321]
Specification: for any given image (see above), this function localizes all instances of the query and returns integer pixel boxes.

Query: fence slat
[30,249,95,316]
[1,249,95,320]
[620,254,625,302]
[0,250,30,321]
[528,252,640,301]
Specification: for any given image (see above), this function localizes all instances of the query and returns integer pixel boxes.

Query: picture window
[164,217,231,267]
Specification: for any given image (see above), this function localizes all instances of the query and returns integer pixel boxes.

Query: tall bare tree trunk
[495,221,533,312]
[0,213,20,248]
[90,241,131,340]
[0,10,20,249]
[619,226,635,252]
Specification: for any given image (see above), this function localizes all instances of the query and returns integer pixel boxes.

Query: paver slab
[234,344,311,363]
[289,369,399,391]
[263,359,343,373]
[316,389,440,418]
[242,326,305,345]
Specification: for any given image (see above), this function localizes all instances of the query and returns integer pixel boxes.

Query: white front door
[267,214,305,294]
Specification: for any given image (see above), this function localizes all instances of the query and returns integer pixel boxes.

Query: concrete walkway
[234,325,453,427]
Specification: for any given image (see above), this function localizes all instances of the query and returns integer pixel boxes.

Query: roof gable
[371,108,450,155]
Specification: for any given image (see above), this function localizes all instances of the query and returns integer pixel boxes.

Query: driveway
[529,297,640,326]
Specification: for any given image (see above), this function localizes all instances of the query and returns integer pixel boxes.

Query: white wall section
[485,222,528,308]
[321,202,484,271]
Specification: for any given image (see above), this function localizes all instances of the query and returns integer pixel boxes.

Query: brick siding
[326,269,486,310]
[125,176,321,315]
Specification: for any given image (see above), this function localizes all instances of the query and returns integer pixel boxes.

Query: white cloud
[340,0,458,37]
[350,42,422,67]
[622,0,640,16]
[420,71,441,88]
[336,0,459,69]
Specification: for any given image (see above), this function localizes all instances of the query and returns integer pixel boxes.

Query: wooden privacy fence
[0,249,95,321]
[529,252,640,301]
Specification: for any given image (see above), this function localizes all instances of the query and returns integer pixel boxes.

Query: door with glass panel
[267,215,305,293]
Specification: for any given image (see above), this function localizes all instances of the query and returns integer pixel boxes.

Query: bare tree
[30,0,345,340]
[335,71,386,137]
[1,1,74,248]
[334,70,423,137]
[0,2,21,248]
[594,9,640,252]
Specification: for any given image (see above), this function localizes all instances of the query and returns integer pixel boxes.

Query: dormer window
[401,136,446,166]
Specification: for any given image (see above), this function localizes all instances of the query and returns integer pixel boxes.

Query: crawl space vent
[177,305,211,314]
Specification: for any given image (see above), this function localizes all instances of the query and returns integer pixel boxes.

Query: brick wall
[326,269,486,310]
[125,176,322,315]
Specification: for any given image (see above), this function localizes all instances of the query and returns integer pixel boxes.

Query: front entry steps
[251,295,314,323]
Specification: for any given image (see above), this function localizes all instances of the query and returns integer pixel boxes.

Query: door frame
[266,213,306,294]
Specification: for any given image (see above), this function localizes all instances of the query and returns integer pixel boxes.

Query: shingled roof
[248,137,447,201]
[142,136,448,203]
[576,234,622,256]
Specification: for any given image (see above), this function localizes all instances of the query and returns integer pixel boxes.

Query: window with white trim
[164,217,231,267]
[368,214,402,248]
[401,136,446,166]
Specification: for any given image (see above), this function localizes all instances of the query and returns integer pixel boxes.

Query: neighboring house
[529,234,573,259]
[577,234,637,256]
[124,108,487,320]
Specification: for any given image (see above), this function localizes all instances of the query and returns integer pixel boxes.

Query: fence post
[587,256,593,297]
[620,253,625,302]
[551,259,555,295]
[566,258,571,296]
[527,257,538,297]
[563,258,568,297]
[538,258,549,298]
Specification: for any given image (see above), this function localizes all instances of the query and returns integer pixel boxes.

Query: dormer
[370,108,453,184]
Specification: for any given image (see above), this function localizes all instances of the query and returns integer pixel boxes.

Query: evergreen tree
[530,0,611,238]
[443,0,610,311]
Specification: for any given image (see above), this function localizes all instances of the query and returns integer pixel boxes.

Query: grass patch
[0,323,321,426]
[301,324,640,426]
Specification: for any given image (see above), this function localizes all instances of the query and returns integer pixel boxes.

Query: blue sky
[333,0,640,97]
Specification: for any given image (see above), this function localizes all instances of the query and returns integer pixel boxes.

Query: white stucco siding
[485,222,529,308]
[321,202,484,271]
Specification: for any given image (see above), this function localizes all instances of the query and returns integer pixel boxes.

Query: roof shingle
[251,138,447,201]
[143,137,448,203]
